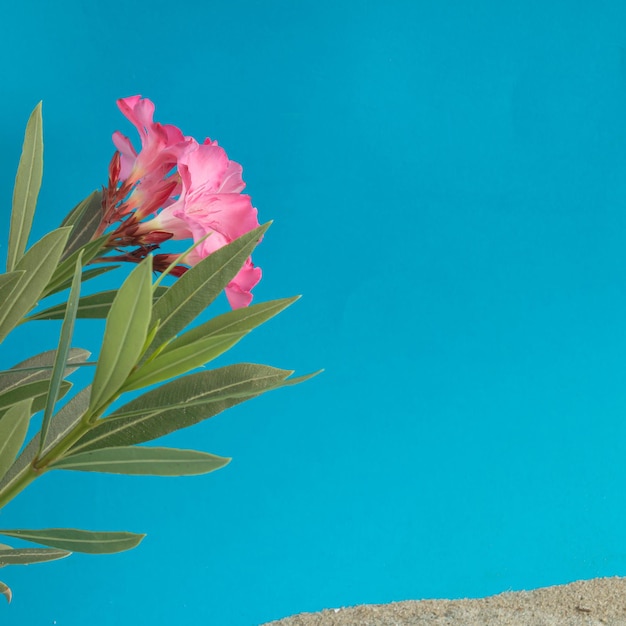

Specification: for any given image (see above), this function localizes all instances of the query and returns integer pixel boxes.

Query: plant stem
[0,466,39,511]
[0,412,94,511]
[32,414,93,470]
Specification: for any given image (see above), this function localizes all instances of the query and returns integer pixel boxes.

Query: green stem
[32,414,93,470]
[0,466,40,511]
[0,383,123,510]
[0,412,94,511]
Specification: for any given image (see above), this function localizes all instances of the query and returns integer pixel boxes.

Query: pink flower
[112,96,189,185]
[109,97,262,309]
[137,139,262,308]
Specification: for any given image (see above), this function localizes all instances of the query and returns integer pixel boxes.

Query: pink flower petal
[179,143,230,194]
[136,200,193,240]
[112,131,137,180]
[219,160,246,193]
[117,96,155,139]
[181,194,259,242]
[225,260,262,309]
[115,95,189,184]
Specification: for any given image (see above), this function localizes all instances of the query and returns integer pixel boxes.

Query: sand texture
[261,577,626,625]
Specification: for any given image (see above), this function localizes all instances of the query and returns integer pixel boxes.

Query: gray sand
[262,577,626,625]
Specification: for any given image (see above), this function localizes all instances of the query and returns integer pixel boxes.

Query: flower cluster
[99,96,262,309]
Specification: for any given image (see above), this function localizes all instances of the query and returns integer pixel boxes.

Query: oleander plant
[0,97,314,602]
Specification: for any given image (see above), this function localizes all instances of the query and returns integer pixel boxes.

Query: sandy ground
[261,577,626,625]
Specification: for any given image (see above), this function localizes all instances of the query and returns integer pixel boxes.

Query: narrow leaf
[0,387,91,493]
[0,528,145,554]
[61,189,100,229]
[0,382,71,423]
[79,265,120,283]
[0,400,31,482]
[7,103,43,272]
[147,224,269,359]
[0,228,71,343]
[0,581,10,603]
[71,364,295,453]
[0,348,89,394]
[61,189,103,259]
[0,547,70,566]
[29,285,167,321]
[165,296,299,353]
[89,258,153,414]
[0,380,71,412]
[0,271,24,306]
[60,190,95,228]
[28,290,118,321]
[51,446,230,476]
[44,236,107,297]
[122,332,245,392]
[152,231,212,290]
[44,264,119,298]
[39,253,83,452]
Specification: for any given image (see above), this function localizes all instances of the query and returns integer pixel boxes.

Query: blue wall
[2,1,626,624]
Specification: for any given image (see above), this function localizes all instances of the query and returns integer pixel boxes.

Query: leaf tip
[0,583,12,604]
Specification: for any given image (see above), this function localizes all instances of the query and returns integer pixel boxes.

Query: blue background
[2,0,626,624]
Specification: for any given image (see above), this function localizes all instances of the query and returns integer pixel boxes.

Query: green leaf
[0,271,24,306]
[7,103,43,272]
[0,384,69,423]
[51,446,230,476]
[0,348,89,394]
[61,190,95,228]
[0,528,145,554]
[0,384,71,432]
[0,400,31,483]
[89,258,153,414]
[0,390,47,422]
[0,387,91,493]
[0,547,70,567]
[152,232,212,290]
[28,289,118,321]
[165,296,299,354]
[47,265,120,299]
[43,236,107,297]
[39,254,83,453]
[80,265,120,283]
[37,385,91,460]
[0,380,71,412]
[61,190,103,259]
[0,581,10,603]
[146,224,269,359]
[122,332,245,392]
[0,228,71,344]
[70,364,297,453]
[29,285,167,321]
